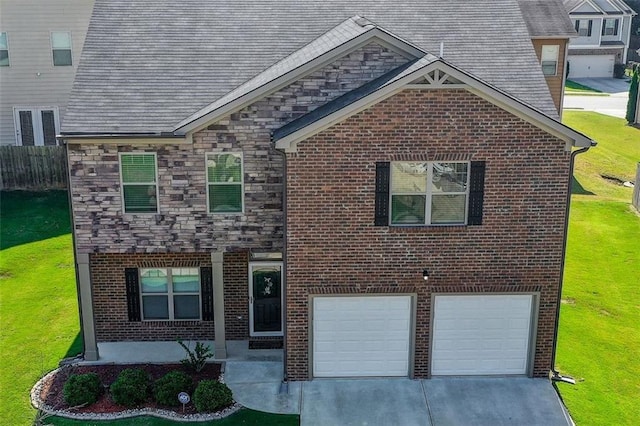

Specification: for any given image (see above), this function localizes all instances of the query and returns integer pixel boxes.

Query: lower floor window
[140,268,200,320]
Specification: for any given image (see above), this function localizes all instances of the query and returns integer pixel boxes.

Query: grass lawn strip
[556,112,640,426]
[564,79,607,95]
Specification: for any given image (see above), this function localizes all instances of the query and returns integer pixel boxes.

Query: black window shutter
[614,19,619,36]
[588,20,593,37]
[374,162,390,226]
[602,20,606,36]
[574,20,579,32]
[468,161,486,226]
[200,267,214,321]
[125,268,141,321]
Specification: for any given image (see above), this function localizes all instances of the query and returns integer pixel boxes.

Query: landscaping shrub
[153,370,194,406]
[63,373,103,406]
[613,63,626,79]
[193,380,233,413]
[109,368,150,407]
[178,340,213,373]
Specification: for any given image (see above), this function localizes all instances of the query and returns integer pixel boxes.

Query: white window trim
[205,152,245,214]
[119,152,160,214]
[576,19,592,37]
[50,31,73,66]
[603,19,618,36]
[139,268,202,321]
[0,32,9,67]
[541,45,559,77]
[390,161,470,226]
[12,106,60,146]
[248,262,284,337]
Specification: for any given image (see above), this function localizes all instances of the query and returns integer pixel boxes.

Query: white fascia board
[62,136,191,145]
[275,61,593,153]
[174,29,425,135]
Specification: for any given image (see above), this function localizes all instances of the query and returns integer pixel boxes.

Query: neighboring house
[62,0,595,381]
[564,0,637,78]
[518,0,577,114]
[0,0,94,146]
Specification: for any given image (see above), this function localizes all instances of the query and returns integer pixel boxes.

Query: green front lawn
[556,112,640,425]
[565,80,606,95]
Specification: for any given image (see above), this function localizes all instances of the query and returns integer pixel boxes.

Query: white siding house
[0,0,94,146]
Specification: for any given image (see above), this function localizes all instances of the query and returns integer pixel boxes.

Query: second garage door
[431,294,534,376]
[568,54,615,78]
[312,296,412,377]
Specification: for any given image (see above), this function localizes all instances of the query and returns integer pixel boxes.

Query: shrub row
[62,369,232,412]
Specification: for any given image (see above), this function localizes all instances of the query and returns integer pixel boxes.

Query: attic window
[541,45,559,76]
[51,31,72,66]
[0,33,9,66]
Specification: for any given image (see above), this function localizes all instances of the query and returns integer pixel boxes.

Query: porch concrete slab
[422,377,571,426]
[224,340,283,362]
[300,379,430,426]
[224,361,283,384]
[88,340,215,364]
[229,381,301,415]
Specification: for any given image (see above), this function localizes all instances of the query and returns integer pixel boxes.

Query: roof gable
[174,16,424,134]
[274,59,594,152]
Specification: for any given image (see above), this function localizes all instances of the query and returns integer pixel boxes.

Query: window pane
[0,50,8,67]
[431,194,466,224]
[207,153,242,183]
[141,269,168,292]
[391,195,425,224]
[391,162,426,193]
[542,62,557,76]
[123,185,157,213]
[121,154,156,183]
[174,295,200,319]
[51,32,71,48]
[18,111,35,146]
[0,33,7,49]
[209,185,242,212]
[41,110,57,145]
[172,268,199,292]
[53,49,72,66]
[432,163,467,193]
[142,295,169,319]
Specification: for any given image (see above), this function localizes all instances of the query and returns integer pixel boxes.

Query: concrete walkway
[564,77,630,118]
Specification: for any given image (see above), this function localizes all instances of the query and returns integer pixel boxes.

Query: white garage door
[313,296,411,377]
[432,295,533,375]
[568,55,615,78]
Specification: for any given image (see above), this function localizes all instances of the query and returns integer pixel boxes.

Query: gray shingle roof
[518,0,577,37]
[62,0,562,135]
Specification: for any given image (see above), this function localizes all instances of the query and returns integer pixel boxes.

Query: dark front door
[249,262,282,336]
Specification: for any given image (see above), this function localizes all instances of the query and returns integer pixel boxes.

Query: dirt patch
[601,174,626,185]
[39,363,222,415]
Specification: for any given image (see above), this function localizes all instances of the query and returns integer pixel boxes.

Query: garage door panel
[432,295,533,376]
[313,296,411,377]
[568,55,615,78]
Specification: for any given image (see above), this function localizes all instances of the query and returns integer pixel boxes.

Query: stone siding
[69,43,409,254]
[284,89,571,380]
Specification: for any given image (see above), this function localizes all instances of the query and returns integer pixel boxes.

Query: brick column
[77,253,98,361]
[212,251,227,358]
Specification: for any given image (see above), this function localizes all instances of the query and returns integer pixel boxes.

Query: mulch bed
[39,363,222,415]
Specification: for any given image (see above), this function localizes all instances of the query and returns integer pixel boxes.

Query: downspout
[62,138,84,358]
[550,141,596,383]
[270,135,288,392]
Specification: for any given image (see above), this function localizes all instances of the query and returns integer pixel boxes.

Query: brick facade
[91,252,250,342]
[284,89,571,380]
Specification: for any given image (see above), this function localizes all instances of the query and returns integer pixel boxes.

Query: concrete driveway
[563,77,630,118]
[225,360,572,426]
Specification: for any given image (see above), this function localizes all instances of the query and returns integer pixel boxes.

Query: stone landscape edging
[31,366,243,422]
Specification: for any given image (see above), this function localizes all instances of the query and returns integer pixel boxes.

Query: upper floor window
[140,268,201,320]
[13,107,60,146]
[602,19,619,36]
[206,153,243,213]
[390,162,469,225]
[51,31,72,66]
[0,33,9,66]
[541,45,559,76]
[574,19,592,37]
[119,153,158,213]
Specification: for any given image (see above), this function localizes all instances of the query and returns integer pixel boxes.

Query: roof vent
[353,16,374,28]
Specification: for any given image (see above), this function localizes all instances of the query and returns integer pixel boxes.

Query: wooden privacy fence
[634,163,640,213]
[0,146,67,190]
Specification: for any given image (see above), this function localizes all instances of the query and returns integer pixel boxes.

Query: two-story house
[62,0,594,381]
[564,0,637,78]
[0,0,94,146]
[518,0,577,114]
